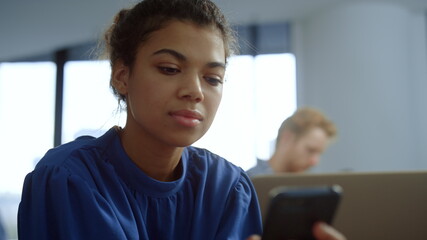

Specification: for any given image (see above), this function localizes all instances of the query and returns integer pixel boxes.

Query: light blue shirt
[246,159,274,178]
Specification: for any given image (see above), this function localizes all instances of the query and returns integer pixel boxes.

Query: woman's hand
[246,235,261,240]
[312,222,346,240]
[246,222,346,240]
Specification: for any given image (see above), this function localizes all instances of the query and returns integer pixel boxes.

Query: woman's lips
[170,110,203,127]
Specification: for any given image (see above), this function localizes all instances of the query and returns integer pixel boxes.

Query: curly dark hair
[103,0,237,103]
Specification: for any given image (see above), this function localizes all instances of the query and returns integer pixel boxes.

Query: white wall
[0,0,130,60]
[293,1,427,172]
[1,0,426,173]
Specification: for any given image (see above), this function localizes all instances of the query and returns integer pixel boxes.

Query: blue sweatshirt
[18,127,262,240]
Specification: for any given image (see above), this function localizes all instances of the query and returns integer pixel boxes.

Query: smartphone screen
[262,185,342,240]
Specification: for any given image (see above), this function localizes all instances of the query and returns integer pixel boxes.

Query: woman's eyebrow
[152,48,226,69]
[208,62,225,70]
[152,49,186,61]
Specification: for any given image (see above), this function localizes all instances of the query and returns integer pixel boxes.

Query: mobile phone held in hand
[262,185,342,240]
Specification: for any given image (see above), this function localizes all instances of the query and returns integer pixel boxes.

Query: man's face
[286,127,330,172]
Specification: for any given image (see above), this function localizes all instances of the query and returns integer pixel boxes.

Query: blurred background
[1,0,426,239]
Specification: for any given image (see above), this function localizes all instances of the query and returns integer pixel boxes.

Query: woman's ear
[112,60,130,95]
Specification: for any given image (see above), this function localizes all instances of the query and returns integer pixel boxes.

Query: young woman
[18,0,346,239]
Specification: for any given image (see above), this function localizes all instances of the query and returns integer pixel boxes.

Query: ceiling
[0,0,426,61]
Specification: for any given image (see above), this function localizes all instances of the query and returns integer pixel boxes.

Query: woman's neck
[116,126,184,182]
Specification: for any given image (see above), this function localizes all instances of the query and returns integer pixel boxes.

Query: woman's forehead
[136,20,226,62]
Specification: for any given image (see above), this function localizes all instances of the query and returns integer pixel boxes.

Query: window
[0,52,295,239]
[193,53,296,169]
[0,62,56,192]
[61,54,297,170]
[62,61,126,143]
[0,62,56,239]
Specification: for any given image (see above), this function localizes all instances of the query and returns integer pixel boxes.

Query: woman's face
[114,20,226,147]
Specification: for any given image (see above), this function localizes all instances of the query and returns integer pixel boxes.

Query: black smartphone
[262,185,342,240]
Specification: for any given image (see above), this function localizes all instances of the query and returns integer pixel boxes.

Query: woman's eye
[205,76,223,86]
[159,66,180,75]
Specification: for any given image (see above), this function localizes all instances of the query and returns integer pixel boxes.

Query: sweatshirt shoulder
[37,135,98,168]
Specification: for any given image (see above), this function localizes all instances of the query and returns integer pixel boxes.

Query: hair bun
[113,9,129,25]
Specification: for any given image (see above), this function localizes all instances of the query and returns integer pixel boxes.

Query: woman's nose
[178,74,204,102]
